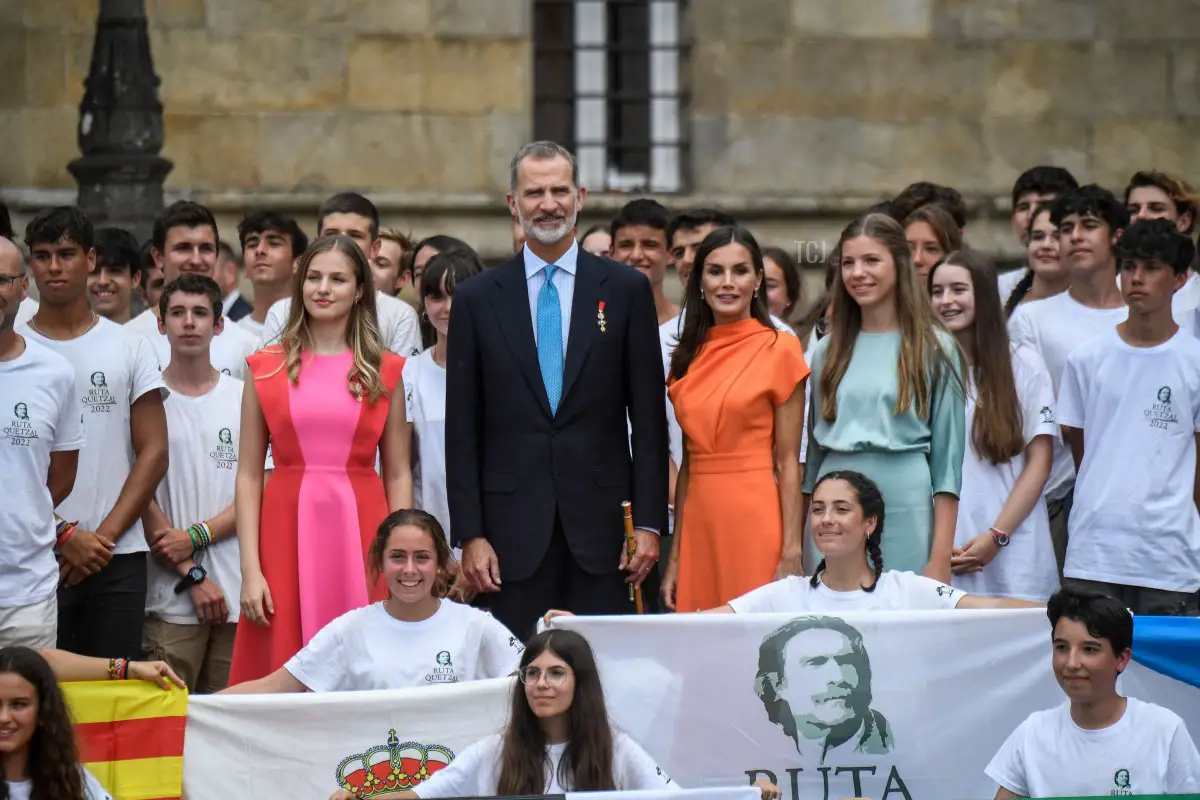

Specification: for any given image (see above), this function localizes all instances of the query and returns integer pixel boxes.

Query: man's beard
[519,205,577,246]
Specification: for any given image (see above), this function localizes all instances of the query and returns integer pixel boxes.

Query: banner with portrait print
[555,610,1200,800]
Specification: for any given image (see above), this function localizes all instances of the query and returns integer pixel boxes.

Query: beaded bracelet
[55,522,78,550]
[107,657,128,681]
[187,521,213,552]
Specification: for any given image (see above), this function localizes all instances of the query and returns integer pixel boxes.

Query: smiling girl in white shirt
[223,509,522,694]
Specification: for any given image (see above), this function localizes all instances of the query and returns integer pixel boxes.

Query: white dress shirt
[523,241,577,350]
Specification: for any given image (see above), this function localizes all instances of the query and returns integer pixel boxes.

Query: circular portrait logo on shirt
[424,651,457,684]
[4,402,36,447]
[84,370,116,414]
[90,371,107,389]
[1113,768,1132,794]
[13,402,28,420]
[1145,386,1179,430]
[755,616,893,765]
[219,427,233,445]
[209,427,238,470]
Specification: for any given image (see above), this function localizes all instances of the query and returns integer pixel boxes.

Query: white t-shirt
[236,315,265,340]
[1173,272,1200,315]
[259,291,422,357]
[1058,328,1200,592]
[952,346,1059,603]
[13,297,38,327]
[997,267,1028,307]
[403,350,453,552]
[727,570,965,613]
[0,339,85,607]
[127,309,257,379]
[146,374,243,624]
[413,730,678,798]
[1008,291,1128,500]
[987,697,1200,798]
[284,600,523,692]
[6,766,112,800]
[20,318,166,556]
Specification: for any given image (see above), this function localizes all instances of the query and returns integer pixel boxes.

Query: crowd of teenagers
[1,139,1199,798]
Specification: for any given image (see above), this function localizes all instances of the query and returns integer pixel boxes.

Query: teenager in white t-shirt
[259,193,421,357]
[1002,205,1071,319]
[225,510,521,694]
[930,252,1059,603]
[986,587,1200,798]
[405,250,484,563]
[544,471,1035,623]
[1123,170,1200,314]
[19,207,169,659]
[997,166,1077,313]
[0,239,86,649]
[139,276,245,693]
[128,201,258,378]
[329,628,679,800]
[1008,186,1131,579]
[234,210,307,342]
[1058,219,1200,615]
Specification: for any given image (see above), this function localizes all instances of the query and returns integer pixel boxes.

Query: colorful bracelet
[187,522,213,552]
[55,523,77,550]
[107,657,127,681]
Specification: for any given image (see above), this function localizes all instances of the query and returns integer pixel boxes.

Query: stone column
[67,0,173,244]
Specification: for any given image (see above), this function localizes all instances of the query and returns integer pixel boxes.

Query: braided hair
[808,470,886,593]
[1003,268,1034,318]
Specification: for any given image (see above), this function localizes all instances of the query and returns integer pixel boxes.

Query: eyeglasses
[0,274,25,291]
[518,665,572,687]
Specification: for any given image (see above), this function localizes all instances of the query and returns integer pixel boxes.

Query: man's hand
[59,529,115,586]
[189,579,229,626]
[461,538,501,593]
[619,529,659,587]
[149,527,195,565]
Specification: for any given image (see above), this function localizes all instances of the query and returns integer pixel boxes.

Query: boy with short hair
[890,181,968,231]
[611,199,678,325]
[127,201,258,378]
[1124,170,1200,313]
[259,192,421,356]
[999,166,1079,302]
[142,274,243,693]
[986,586,1200,798]
[89,227,142,324]
[235,210,307,340]
[19,206,169,658]
[1009,185,1130,577]
[1057,219,1200,614]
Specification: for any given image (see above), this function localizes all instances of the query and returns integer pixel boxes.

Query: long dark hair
[0,647,87,800]
[669,225,775,381]
[496,630,615,795]
[932,251,1025,465]
[417,248,485,347]
[808,471,885,593]
[761,245,804,320]
[1003,204,1051,317]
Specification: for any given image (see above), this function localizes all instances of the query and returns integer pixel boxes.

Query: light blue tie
[537,263,564,414]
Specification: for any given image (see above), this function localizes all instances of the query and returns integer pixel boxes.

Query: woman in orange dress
[230,234,413,683]
[663,226,809,612]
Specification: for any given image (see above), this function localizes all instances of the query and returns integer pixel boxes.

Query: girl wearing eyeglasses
[223,509,522,694]
[330,629,678,800]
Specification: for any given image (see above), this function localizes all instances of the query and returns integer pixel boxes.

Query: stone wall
[3,0,1199,262]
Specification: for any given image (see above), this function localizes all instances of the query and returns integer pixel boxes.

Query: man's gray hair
[509,141,580,194]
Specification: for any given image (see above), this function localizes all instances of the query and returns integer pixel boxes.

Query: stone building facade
[3,0,1199,267]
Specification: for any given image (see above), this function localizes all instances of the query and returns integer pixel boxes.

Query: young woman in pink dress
[229,234,413,683]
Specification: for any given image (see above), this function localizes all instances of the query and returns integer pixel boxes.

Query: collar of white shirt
[522,240,580,280]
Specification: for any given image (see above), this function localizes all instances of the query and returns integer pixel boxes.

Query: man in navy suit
[446,141,669,636]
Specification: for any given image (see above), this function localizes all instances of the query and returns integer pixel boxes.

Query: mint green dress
[804,330,966,573]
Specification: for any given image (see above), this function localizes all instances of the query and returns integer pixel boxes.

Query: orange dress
[228,348,404,684]
[667,319,810,611]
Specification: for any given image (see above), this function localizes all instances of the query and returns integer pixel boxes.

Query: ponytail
[863,532,884,593]
[1003,268,1034,318]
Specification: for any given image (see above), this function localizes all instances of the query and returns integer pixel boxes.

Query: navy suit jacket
[445,249,669,581]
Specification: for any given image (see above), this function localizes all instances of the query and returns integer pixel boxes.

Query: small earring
[754,287,759,298]
[700,290,705,299]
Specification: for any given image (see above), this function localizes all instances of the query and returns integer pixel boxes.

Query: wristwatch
[174,565,208,594]
[989,527,1011,547]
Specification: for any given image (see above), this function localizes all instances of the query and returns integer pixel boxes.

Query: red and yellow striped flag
[64,680,188,800]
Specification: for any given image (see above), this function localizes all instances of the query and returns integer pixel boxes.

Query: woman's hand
[753,779,782,800]
[240,569,274,627]
[329,791,356,800]
[542,609,574,627]
[774,544,804,580]
[661,558,679,611]
[127,660,186,690]
[950,532,1000,575]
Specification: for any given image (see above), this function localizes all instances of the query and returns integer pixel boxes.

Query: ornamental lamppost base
[69,153,173,245]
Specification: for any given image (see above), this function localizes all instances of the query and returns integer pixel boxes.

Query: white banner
[182,612,1200,800]
[556,610,1200,800]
